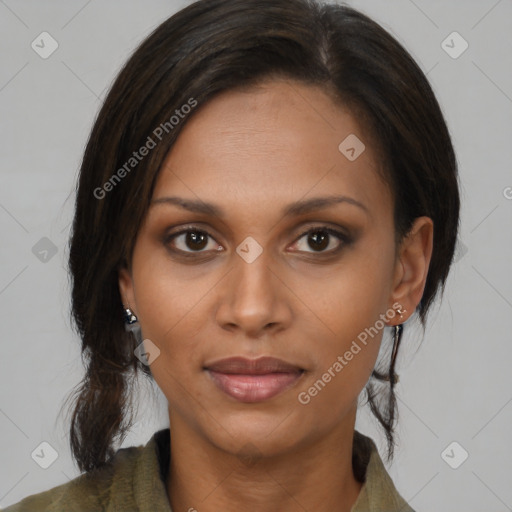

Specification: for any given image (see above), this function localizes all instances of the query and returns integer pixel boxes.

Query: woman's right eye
[164,228,222,255]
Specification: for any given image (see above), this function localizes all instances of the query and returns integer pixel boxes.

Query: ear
[388,216,434,324]
[118,265,137,316]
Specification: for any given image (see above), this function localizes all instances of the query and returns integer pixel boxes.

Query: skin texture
[118,78,433,512]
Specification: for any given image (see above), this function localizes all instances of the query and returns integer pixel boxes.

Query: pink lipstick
[205,356,304,403]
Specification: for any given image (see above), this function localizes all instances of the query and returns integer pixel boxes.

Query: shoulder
[2,444,145,512]
[352,430,416,512]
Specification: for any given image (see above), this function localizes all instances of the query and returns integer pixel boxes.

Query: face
[119,78,431,458]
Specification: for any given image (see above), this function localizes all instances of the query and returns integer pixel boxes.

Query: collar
[134,428,413,511]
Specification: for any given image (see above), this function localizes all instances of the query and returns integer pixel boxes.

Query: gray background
[1,0,511,510]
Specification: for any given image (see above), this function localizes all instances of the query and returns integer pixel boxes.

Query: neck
[166,410,363,512]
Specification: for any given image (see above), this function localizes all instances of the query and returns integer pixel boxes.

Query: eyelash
[163,225,351,258]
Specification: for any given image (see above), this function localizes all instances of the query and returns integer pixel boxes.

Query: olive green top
[3,429,414,511]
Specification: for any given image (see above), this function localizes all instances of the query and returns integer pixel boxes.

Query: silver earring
[124,307,138,325]
[123,306,143,345]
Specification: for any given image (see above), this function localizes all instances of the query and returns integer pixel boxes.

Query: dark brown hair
[65,0,460,473]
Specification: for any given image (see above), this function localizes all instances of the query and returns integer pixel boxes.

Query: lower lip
[207,370,303,402]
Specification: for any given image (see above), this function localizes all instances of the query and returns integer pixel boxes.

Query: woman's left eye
[292,227,348,254]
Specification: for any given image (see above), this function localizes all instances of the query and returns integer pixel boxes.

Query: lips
[205,357,304,403]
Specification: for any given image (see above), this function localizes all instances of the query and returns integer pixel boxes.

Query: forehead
[152,79,391,220]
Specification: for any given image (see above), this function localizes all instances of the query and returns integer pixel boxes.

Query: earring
[123,306,143,345]
[371,323,403,385]
[396,306,407,321]
[123,307,138,325]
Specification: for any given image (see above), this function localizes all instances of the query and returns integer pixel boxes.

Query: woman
[4,0,459,510]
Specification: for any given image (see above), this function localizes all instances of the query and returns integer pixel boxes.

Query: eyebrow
[150,195,368,217]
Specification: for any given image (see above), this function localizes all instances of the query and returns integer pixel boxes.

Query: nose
[215,249,292,338]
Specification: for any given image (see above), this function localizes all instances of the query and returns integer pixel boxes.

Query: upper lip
[205,356,303,375]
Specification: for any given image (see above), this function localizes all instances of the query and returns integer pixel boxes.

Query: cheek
[295,284,386,416]
[310,246,394,339]
[131,234,207,331]
[135,279,209,409]
[135,273,207,359]
[299,242,395,393]
[128,245,201,364]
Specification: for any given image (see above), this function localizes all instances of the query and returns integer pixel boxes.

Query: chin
[197,407,309,458]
